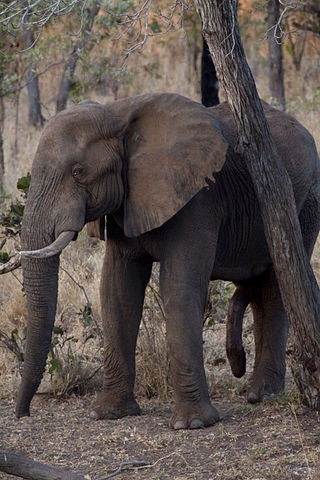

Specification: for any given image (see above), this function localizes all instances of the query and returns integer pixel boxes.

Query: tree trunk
[193,0,320,409]
[18,30,45,127]
[201,36,219,106]
[0,96,4,194]
[56,4,100,112]
[0,450,86,480]
[267,0,285,110]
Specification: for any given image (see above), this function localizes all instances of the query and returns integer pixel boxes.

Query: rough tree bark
[267,0,285,110]
[56,3,100,112]
[201,36,219,106]
[193,0,320,409]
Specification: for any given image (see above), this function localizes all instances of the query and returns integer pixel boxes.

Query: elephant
[6,92,320,429]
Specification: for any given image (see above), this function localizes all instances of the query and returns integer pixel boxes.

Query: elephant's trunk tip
[15,405,31,419]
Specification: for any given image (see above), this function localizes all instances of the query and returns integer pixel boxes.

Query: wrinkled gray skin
[17,93,320,429]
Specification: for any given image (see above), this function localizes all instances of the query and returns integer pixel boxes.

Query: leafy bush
[47,301,103,396]
[0,173,31,262]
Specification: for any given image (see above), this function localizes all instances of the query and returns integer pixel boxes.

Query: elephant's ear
[119,93,228,237]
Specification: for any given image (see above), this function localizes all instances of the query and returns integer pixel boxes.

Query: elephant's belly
[212,231,272,282]
[211,259,271,283]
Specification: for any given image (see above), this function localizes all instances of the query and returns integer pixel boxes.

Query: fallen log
[0,450,87,480]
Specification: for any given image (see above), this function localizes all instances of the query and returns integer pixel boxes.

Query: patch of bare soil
[1,376,320,480]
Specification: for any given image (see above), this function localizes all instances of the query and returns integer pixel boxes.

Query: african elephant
[8,92,320,429]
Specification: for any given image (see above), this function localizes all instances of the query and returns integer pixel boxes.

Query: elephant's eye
[72,165,84,179]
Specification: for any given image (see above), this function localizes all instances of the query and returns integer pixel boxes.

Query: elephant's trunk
[16,196,62,417]
[16,255,60,417]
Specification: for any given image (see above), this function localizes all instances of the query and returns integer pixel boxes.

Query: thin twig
[136,451,190,469]
[59,265,101,335]
[96,460,150,480]
[146,283,166,321]
[96,452,190,480]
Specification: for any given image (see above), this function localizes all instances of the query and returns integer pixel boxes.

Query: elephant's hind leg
[247,187,319,403]
[247,268,288,403]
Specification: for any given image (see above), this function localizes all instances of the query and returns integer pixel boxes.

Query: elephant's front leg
[160,262,220,429]
[90,241,152,420]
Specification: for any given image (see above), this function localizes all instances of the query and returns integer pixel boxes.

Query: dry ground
[1,284,320,480]
[2,261,320,480]
[1,364,320,480]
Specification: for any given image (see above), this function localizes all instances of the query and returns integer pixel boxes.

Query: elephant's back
[209,101,320,208]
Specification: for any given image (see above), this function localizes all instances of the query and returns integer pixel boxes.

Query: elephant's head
[11,92,228,417]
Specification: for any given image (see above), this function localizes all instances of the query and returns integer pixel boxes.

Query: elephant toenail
[190,419,204,429]
[247,391,259,403]
[89,410,99,420]
[173,420,187,430]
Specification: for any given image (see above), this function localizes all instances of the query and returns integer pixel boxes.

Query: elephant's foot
[169,400,220,430]
[247,367,285,404]
[90,392,140,420]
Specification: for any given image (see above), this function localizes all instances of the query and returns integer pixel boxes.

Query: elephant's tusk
[20,231,76,259]
[0,254,22,274]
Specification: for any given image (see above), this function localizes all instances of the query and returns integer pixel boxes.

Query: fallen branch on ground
[0,450,87,480]
[0,449,189,479]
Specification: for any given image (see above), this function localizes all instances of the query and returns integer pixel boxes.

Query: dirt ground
[1,244,320,480]
[2,249,320,480]
[1,369,320,480]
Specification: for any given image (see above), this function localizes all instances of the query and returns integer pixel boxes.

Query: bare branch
[1,0,193,60]
[101,0,192,60]
[97,460,150,480]
[96,453,189,480]
[60,265,102,335]
[0,253,21,274]
[0,59,64,98]
[0,0,87,29]
[275,0,320,39]
[0,330,24,362]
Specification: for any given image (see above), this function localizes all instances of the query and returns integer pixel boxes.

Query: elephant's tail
[226,284,254,378]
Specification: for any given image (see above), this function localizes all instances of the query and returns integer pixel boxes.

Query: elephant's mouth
[20,230,76,258]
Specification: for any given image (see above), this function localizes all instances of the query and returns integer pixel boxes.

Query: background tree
[56,2,100,112]
[201,36,219,106]
[16,28,45,127]
[0,95,4,195]
[194,0,320,409]
[0,29,13,195]
[291,0,320,33]
[267,0,285,110]
[282,0,320,72]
